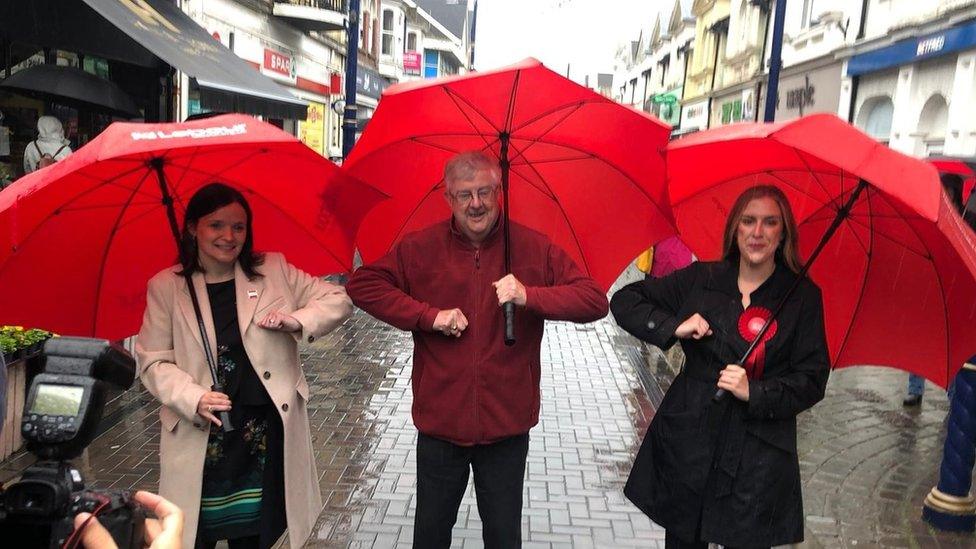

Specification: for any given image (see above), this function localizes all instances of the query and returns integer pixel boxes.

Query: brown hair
[721,185,802,273]
[177,183,264,279]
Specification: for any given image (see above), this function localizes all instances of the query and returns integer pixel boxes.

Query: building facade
[844,1,976,158]
[188,0,347,158]
[681,0,729,132]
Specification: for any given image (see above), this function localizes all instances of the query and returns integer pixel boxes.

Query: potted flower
[1,326,54,364]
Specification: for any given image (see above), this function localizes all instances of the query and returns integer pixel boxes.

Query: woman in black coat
[611,185,830,549]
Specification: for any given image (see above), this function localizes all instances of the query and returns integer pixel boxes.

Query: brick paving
[2,271,667,548]
[3,267,976,547]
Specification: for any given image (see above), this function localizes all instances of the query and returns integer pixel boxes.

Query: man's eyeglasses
[450,186,498,205]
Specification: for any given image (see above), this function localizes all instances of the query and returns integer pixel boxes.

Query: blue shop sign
[848,20,976,76]
[356,66,389,99]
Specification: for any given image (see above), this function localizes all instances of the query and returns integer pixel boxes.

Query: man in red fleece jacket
[347,151,609,548]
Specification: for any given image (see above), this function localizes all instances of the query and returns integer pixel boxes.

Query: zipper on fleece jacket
[473,246,482,442]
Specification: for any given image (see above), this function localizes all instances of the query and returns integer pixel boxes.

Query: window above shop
[858,96,894,143]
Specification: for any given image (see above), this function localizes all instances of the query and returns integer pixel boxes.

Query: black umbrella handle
[504,302,516,346]
[212,382,234,431]
[500,132,516,346]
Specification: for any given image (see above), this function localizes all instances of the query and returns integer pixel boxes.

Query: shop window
[918,94,948,156]
[425,51,439,78]
[801,0,814,28]
[362,11,370,51]
[857,96,894,142]
[382,9,395,56]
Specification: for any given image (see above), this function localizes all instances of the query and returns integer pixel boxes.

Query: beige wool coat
[136,252,351,549]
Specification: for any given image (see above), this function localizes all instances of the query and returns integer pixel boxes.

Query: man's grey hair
[443,151,501,188]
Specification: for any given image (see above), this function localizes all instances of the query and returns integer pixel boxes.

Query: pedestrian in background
[347,151,608,548]
[22,115,72,174]
[612,185,829,548]
[136,183,352,549]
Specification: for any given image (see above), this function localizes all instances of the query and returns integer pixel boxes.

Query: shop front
[757,58,844,122]
[651,87,682,127]
[199,0,345,157]
[679,98,710,134]
[709,82,759,128]
[1,0,307,180]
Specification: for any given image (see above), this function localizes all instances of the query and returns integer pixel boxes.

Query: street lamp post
[763,0,787,122]
[342,0,361,160]
[923,363,976,531]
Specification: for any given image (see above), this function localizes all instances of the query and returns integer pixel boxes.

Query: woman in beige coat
[136,183,352,549]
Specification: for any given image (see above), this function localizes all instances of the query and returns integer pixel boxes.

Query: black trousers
[413,432,529,549]
[665,529,770,549]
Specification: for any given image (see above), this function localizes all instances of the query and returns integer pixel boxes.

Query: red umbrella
[346,58,674,297]
[667,114,976,388]
[0,114,386,341]
[928,156,976,200]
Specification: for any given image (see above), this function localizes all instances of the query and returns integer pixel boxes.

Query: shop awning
[1,0,308,120]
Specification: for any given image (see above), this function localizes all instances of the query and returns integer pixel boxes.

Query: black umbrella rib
[340,132,505,169]
[503,141,557,199]
[58,161,161,203]
[503,70,522,133]
[829,185,875,370]
[834,212,931,261]
[670,167,844,208]
[0,163,155,257]
[91,168,158,335]
[411,136,475,155]
[509,99,599,135]
[440,87,502,150]
[792,148,839,210]
[764,171,836,210]
[503,134,670,219]
[508,162,590,274]
[505,102,586,168]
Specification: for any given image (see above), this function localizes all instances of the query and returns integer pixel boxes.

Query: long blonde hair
[720,185,802,273]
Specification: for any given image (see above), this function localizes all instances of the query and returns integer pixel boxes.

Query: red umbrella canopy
[345,58,674,291]
[667,113,976,388]
[0,114,386,340]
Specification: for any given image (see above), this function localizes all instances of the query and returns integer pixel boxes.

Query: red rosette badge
[738,306,777,380]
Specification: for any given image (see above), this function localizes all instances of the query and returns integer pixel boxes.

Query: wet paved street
[2,270,976,548]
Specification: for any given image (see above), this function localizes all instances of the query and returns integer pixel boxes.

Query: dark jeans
[665,530,769,549]
[414,432,529,548]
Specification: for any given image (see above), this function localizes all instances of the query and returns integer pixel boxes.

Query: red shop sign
[264,49,292,77]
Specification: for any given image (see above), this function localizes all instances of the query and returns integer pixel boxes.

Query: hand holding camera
[72,491,183,549]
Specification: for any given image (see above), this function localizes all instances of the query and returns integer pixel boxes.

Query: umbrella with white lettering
[0,114,386,340]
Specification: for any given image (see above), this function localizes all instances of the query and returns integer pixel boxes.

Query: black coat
[611,260,829,547]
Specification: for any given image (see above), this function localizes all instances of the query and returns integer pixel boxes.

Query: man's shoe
[903,394,923,407]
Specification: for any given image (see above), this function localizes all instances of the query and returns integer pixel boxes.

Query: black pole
[342,0,361,160]
[714,179,868,401]
[500,132,515,346]
[151,158,234,432]
[2,37,10,79]
[763,0,788,122]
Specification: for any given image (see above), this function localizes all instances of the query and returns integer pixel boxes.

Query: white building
[379,0,409,83]
[411,0,472,80]
[757,0,864,123]
[648,0,696,129]
[185,0,347,158]
[844,1,976,157]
